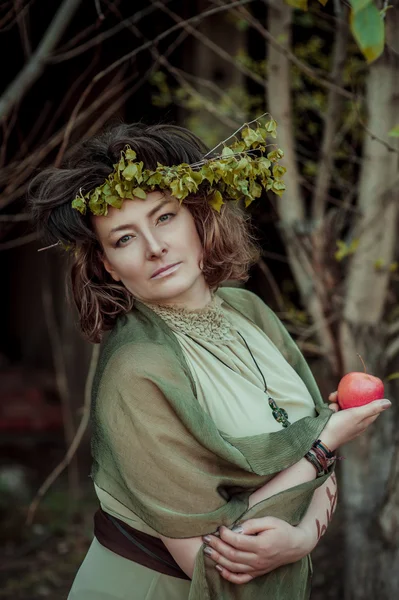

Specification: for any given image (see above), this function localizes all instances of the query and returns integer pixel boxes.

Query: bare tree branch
[41,275,79,502]
[0,232,37,250]
[50,2,171,63]
[105,0,247,125]
[0,0,35,32]
[55,0,256,161]
[0,70,132,207]
[311,4,349,221]
[153,0,266,90]
[26,343,100,526]
[0,0,82,121]
[14,0,32,58]
[0,213,31,221]
[235,2,356,101]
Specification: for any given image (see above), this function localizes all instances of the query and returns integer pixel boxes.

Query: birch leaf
[209,190,224,212]
[349,1,385,63]
[133,187,147,200]
[388,124,399,137]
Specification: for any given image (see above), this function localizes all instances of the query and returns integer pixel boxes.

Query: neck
[149,277,213,311]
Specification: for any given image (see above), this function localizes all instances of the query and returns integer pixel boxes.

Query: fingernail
[203,546,212,556]
[215,565,223,572]
[380,400,391,408]
[231,525,243,533]
[203,535,211,543]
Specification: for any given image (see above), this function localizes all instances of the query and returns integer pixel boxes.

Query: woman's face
[93,191,207,305]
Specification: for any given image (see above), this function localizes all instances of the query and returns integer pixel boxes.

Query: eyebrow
[108,199,172,238]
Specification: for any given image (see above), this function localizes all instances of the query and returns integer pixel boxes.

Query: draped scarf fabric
[90,287,334,599]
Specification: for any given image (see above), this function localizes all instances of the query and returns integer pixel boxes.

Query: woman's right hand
[320,395,392,451]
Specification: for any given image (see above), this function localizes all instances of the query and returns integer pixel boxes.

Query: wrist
[296,523,317,555]
[318,423,338,452]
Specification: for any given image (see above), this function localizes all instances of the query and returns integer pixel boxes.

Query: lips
[151,262,181,279]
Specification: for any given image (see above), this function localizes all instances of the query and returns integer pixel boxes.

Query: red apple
[337,372,385,409]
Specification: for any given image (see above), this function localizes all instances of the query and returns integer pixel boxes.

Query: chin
[148,275,197,303]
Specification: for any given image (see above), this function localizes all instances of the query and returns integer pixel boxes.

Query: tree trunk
[266,1,339,374]
[185,0,245,139]
[339,7,399,596]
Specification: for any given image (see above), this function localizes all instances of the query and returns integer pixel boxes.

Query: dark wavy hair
[30,123,260,343]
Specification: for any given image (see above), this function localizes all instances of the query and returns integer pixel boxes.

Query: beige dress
[68,295,316,599]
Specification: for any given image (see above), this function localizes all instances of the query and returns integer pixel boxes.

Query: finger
[204,547,256,573]
[216,566,254,584]
[358,399,391,420]
[328,391,338,402]
[328,402,339,413]
[347,399,391,420]
[218,527,262,552]
[203,534,258,564]
[221,518,277,540]
[360,414,380,428]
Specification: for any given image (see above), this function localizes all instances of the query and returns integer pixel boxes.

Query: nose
[144,231,167,260]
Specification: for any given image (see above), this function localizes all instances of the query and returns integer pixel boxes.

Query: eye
[157,212,175,224]
[115,234,133,247]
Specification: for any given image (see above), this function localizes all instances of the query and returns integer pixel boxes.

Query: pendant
[268,396,291,428]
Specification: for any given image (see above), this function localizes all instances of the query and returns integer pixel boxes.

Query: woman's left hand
[202,517,313,584]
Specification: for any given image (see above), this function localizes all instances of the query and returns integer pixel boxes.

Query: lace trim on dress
[143,294,235,343]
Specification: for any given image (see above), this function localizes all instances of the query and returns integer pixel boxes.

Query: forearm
[160,534,204,579]
[248,457,317,508]
[160,462,336,579]
[296,472,337,549]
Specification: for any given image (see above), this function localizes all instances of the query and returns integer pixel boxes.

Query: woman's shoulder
[217,285,260,306]
[93,307,195,398]
[217,286,290,349]
[217,286,272,322]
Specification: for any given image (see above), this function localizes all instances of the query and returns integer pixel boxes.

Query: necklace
[185,330,291,429]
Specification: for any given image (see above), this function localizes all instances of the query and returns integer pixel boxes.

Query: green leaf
[385,372,399,382]
[209,190,224,212]
[71,196,86,215]
[145,172,163,186]
[221,146,234,157]
[388,124,399,137]
[350,0,370,10]
[334,238,359,261]
[122,163,140,181]
[124,148,137,161]
[133,187,147,199]
[374,258,385,270]
[106,195,124,209]
[349,2,385,63]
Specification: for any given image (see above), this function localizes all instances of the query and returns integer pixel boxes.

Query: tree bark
[339,6,399,596]
[266,1,339,374]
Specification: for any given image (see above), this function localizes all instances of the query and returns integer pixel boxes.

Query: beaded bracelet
[304,439,338,477]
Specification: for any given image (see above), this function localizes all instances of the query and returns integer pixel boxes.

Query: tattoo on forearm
[315,481,337,540]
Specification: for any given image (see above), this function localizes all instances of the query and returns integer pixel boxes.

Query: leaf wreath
[72,115,286,217]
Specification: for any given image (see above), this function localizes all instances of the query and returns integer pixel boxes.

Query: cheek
[180,214,203,258]
[104,250,142,282]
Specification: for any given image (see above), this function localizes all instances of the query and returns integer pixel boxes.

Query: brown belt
[93,508,190,581]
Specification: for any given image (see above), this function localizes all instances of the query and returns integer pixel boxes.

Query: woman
[30,122,391,600]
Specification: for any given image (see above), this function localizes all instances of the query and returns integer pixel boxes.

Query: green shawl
[91,287,333,599]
